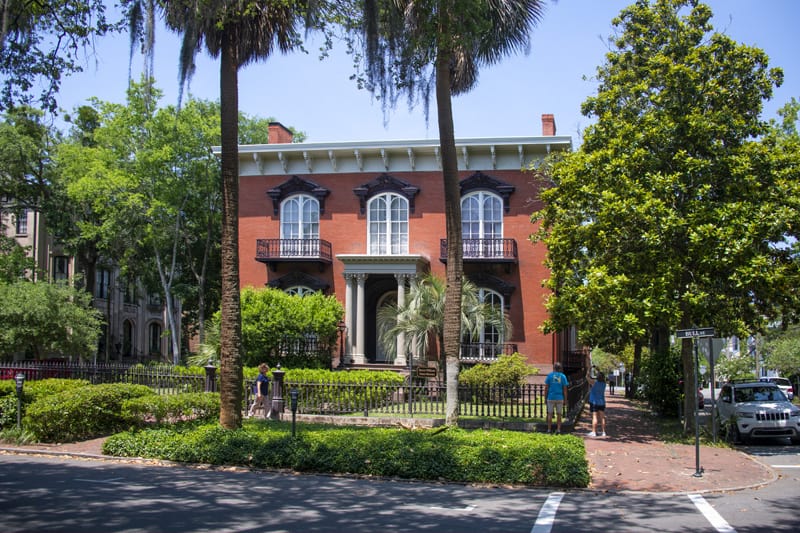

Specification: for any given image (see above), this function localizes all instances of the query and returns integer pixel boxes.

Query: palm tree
[126,0,316,429]
[377,273,511,371]
[358,0,547,425]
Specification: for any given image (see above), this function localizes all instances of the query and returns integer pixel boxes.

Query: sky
[55,0,799,144]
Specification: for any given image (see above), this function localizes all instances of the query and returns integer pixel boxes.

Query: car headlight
[736,411,755,419]
[790,410,800,418]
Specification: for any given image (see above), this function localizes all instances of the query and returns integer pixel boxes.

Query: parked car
[716,381,800,444]
[759,377,794,400]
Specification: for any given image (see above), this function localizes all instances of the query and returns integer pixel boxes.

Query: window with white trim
[462,191,503,257]
[280,194,320,256]
[368,193,408,255]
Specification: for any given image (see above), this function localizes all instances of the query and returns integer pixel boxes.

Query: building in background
[1,197,177,362]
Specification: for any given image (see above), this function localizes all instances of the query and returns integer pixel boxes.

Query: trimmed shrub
[0,379,91,430]
[24,383,155,442]
[122,392,220,425]
[459,353,539,403]
[103,422,589,488]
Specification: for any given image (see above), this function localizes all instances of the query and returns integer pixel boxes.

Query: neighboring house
[0,197,176,362]
[233,116,581,374]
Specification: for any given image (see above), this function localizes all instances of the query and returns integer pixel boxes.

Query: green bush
[122,392,220,425]
[0,379,91,430]
[284,369,405,414]
[460,352,539,387]
[24,383,155,442]
[640,344,682,416]
[459,353,539,403]
[103,422,589,487]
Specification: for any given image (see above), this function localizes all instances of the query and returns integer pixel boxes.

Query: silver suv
[716,381,800,444]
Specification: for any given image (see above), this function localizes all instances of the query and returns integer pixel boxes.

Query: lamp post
[14,373,25,430]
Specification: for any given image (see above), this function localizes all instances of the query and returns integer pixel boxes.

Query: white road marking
[530,492,564,533]
[771,464,800,468]
[426,505,475,511]
[688,494,736,533]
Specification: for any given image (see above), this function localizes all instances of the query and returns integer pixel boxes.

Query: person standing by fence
[544,362,569,434]
[247,363,272,418]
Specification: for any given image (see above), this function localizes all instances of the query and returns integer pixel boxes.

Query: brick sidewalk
[574,393,776,493]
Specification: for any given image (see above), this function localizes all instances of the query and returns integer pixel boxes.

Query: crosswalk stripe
[530,492,564,533]
[688,494,736,533]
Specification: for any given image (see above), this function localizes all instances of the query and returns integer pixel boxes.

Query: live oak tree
[0,0,115,112]
[533,0,800,432]
[354,0,546,426]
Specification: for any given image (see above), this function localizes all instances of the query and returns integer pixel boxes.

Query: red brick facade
[235,116,574,373]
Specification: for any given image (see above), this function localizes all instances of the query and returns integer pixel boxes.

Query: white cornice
[214,135,572,175]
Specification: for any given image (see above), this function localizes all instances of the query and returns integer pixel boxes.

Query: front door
[374,291,397,363]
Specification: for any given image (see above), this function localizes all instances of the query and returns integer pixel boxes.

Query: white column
[344,273,354,361]
[354,273,368,364]
[394,273,408,366]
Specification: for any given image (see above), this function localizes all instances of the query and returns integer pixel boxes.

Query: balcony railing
[440,238,518,265]
[256,238,332,271]
[459,342,519,363]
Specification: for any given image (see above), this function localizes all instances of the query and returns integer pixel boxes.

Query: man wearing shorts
[545,362,569,433]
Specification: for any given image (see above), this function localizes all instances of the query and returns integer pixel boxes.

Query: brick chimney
[541,114,556,136]
[268,122,293,144]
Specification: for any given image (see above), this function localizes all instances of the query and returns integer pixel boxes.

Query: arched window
[123,320,134,357]
[368,193,408,255]
[285,285,315,297]
[281,194,320,256]
[478,288,504,347]
[149,323,162,356]
[462,191,503,257]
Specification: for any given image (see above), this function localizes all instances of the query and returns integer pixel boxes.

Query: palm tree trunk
[218,29,244,430]
[436,49,463,427]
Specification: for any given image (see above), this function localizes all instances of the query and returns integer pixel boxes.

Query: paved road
[2,449,798,533]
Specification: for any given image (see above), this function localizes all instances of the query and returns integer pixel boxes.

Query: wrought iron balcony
[459,342,519,363]
[440,238,518,269]
[255,239,332,272]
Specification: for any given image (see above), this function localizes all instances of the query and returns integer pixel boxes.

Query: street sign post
[676,327,714,477]
[676,328,715,338]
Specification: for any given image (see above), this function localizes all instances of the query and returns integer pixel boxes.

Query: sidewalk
[574,393,776,493]
[1,394,777,494]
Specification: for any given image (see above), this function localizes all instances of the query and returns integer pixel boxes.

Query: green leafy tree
[56,79,224,364]
[0,0,115,112]
[0,235,36,282]
[0,108,60,276]
[763,325,800,378]
[355,0,546,426]
[0,280,102,360]
[533,0,798,432]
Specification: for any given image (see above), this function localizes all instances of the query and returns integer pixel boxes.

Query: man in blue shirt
[545,362,569,434]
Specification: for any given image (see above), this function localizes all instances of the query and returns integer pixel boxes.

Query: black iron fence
[4,361,588,421]
[0,361,209,394]
[257,378,587,420]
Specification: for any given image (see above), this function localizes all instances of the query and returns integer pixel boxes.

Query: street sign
[415,366,437,378]
[676,327,715,339]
